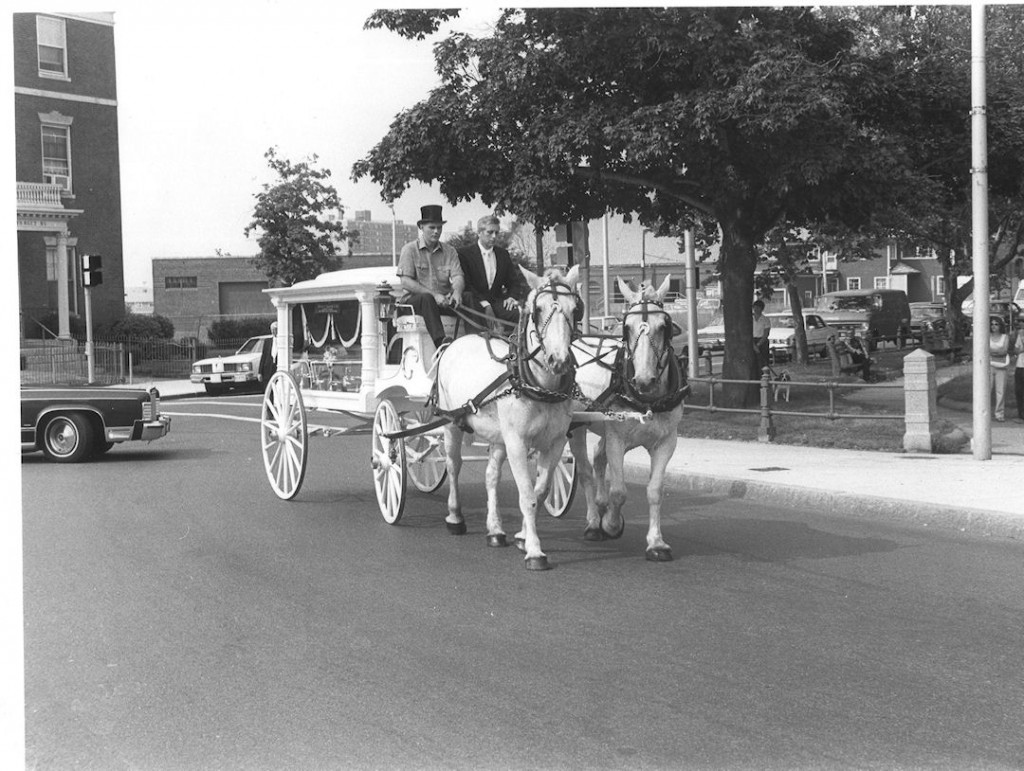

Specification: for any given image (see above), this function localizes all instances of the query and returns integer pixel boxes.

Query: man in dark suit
[457,215,524,330]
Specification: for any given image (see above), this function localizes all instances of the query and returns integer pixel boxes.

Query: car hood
[193,352,261,367]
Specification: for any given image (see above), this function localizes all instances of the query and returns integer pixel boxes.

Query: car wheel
[41,413,95,463]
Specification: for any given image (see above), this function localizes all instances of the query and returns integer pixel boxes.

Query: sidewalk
[127,376,1023,540]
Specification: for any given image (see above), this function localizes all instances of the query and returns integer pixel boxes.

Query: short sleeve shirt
[397,237,464,298]
[752,314,771,339]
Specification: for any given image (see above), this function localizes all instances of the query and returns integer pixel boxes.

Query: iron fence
[683,366,904,442]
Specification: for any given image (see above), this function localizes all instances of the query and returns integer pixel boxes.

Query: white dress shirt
[482,248,496,287]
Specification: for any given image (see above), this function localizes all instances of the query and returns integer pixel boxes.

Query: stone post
[903,349,937,453]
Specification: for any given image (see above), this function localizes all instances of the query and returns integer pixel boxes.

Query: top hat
[417,205,446,226]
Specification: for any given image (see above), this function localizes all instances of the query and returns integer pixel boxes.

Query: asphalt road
[20,394,1024,770]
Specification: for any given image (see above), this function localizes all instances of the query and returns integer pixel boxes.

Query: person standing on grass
[988,316,1011,422]
[752,299,771,374]
[1014,317,1024,422]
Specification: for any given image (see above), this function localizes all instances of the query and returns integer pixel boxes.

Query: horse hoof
[645,547,673,562]
[525,556,551,571]
[583,527,605,542]
[602,521,625,540]
[513,537,526,553]
[446,521,467,535]
[487,534,508,548]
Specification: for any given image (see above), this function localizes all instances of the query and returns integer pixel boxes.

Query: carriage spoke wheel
[405,407,447,493]
[543,451,578,518]
[261,371,308,500]
[371,400,407,524]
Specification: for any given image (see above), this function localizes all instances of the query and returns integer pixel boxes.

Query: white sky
[109,2,502,289]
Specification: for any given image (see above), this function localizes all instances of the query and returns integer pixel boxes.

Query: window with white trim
[846,277,861,290]
[935,276,945,298]
[41,124,72,191]
[36,16,68,79]
[874,276,889,289]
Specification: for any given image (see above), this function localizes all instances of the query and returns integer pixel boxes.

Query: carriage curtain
[300,302,361,350]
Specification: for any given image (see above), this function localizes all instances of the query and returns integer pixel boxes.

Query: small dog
[772,369,792,402]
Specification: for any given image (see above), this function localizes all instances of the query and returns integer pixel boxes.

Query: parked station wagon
[21,386,171,463]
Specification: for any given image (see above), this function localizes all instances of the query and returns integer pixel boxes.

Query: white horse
[568,275,687,561]
[434,265,581,571]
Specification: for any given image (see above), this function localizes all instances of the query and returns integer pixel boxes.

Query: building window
[37,16,68,79]
[846,277,861,290]
[165,276,198,289]
[935,276,945,298]
[874,276,889,289]
[41,125,72,191]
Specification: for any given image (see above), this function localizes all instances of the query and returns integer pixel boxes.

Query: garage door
[219,281,272,316]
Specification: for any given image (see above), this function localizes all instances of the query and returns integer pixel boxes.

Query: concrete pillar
[903,348,937,453]
[51,231,71,338]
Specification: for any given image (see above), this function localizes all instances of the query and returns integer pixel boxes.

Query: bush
[209,317,275,343]
[104,313,175,339]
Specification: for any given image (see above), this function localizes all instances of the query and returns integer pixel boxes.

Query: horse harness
[386,276,581,439]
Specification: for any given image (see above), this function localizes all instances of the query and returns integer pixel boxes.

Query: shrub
[209,316,275,343]
[104,313,175,339]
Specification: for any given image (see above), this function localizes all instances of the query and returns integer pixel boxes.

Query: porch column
[56,231,71,339]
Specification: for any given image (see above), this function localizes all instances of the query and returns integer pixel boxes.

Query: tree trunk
[718,224,760,408]
[787,280,808,365]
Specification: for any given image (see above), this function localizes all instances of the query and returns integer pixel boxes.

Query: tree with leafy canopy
[827,5,1024,344]
[246,148,350,287]
[354,7,925,405]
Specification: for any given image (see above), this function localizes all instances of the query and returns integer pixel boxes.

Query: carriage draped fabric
[300,302,361,350]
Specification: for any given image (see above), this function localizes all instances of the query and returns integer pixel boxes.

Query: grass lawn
[678,345,967,452]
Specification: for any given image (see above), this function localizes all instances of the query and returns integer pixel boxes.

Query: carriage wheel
[543,450,578,518]
[405,407,447,493]
[371,399,407,524]
[261,371,308,500]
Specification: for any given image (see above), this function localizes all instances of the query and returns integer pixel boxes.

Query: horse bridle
[621,297,673,383]
[526,279,580,357]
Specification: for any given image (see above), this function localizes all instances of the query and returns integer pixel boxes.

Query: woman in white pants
[989,317,1011,422]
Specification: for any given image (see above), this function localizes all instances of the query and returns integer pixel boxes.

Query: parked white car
[190,335,273,394]
[767,312,835,359]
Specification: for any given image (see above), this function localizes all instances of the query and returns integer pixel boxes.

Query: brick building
[152,254,393,340]
[341,209,417,257]
[15,12,124,339]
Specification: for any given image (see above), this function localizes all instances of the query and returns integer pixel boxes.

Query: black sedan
[21,386,171,463]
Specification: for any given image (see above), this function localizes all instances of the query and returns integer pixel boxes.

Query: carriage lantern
[376,281,395,323]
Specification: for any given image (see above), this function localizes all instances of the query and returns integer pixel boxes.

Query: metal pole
[685,230,698,380]
[971,3,991,459]
[84,286,95,383]
[602,214,610,322]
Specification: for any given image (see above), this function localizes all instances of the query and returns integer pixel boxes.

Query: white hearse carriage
[259,266,577,523]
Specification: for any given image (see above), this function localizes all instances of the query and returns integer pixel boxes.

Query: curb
[623,460,1024,542]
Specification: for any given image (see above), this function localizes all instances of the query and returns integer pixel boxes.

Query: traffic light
[553,222,588,267]
[82,254,103,287]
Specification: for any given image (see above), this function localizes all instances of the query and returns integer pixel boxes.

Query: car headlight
[192,365,201,374]
[239,362,252,372]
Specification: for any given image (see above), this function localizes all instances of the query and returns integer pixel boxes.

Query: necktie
[484,250,495,286]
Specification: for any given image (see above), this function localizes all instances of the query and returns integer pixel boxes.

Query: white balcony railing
[17,181,66,210]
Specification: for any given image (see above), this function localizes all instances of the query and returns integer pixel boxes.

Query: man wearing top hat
[396,204,466,348]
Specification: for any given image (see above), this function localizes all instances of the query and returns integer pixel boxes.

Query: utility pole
[971,3,991,459]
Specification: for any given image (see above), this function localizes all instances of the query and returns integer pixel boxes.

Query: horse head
[519,264,581,376]
[617,275,673,395]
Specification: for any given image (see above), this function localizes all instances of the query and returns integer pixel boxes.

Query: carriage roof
[263,266,402,306]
